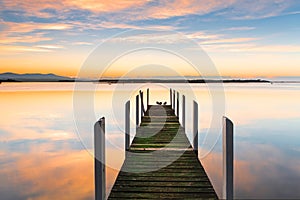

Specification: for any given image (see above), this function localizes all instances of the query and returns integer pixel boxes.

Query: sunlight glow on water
[0,82,299,199]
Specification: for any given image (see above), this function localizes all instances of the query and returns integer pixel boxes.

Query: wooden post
[170,88,172,107]
[136,95,139,127]
[223,117,234,200]
[193,101,198,156]
[140,91,143,118]
[139,90,146,116]
[182,95,185,129]
[125,101,130,151]
[94,117,105,200]
[147,88,149,109]
[176,91,179,117]
[173,90,175,110]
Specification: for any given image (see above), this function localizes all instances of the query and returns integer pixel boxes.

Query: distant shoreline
[0,78,271,84]
[97,79,271,84]
[1,73,300,84]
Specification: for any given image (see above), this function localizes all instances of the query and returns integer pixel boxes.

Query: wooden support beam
[147,88,149,109]
[193,101,198,156]
[139,90,146,116]
[173,90,175,110]
[125,101,130,151]
[136,95,139,127]
[94,117,105,200]
[223,117,234,200]
[176,91,179,117]
[170,88,172,107]
[182,95,185,129]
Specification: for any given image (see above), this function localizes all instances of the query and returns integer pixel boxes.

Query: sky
[0,0,300,78]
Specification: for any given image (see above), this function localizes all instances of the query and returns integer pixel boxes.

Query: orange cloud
[0,34,51,44]
[0,45,53,53]
[187,31,221,40]
[1,0,147,17]
[1,0,63,17]
[1,21,72,33]
[1,0,295,21]
[65,0,147,13]
[141,0,236,19]
[0,21,71,52]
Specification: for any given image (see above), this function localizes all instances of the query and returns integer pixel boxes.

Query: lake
[0,82,299,199]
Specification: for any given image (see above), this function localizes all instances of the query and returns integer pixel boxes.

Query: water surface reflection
[0,83,299,199]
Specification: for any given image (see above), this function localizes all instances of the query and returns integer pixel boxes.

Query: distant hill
[0,72,74,82]
[0,72,273,83]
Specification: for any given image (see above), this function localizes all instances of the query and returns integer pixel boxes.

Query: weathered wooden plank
[113,180,213,186]
[115,176,212,182]
[111,186,216,193]
[109,192,217,199]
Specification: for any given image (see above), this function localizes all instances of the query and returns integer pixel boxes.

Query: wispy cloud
[0,21,71,53]
[1,21,72,33]
[2,0,295,22]
[202,37,259,45]
[203,43,300,53]
[64,0,147,13]
[219,0,295,20]
[0,33,51,44]
[107,32,190,44]
[186,31,259,46]
[223,26,256,31]
[1,0,64,18]
[186,31,221,40]
[0,45,53,53]
[72,42,93,46]
[35,45,64,49]
[236,45,300,53]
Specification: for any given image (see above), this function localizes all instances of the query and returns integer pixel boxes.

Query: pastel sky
[0,0,300,78]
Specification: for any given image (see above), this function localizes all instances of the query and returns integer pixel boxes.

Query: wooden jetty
[108,104,218,199]
[95,89,234,200]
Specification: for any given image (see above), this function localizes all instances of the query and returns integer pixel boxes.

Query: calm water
[0,82,299,199]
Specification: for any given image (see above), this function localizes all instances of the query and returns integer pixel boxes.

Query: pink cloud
[141,0,236,20]
[65,0,147,13]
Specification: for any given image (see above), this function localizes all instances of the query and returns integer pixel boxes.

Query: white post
[170,88,172,107]
[193,101,198,156]
[125,101,130,151]
[147,88,149,109]
[223,117,234,200]
[140,92,143,118]
[173,90,175,110]
[176,91,179,117]
[182,95,185,129]
[94,117,105,200]
[136,95,139,127]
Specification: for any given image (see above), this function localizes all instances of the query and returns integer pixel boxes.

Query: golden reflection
[0,149,123,199]
[1,83,300,199]
[0,150,93,199]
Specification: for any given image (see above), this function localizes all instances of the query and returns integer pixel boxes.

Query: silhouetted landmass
[97,78,271,84]
[0,72,273,83]
[0,72,74,82]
